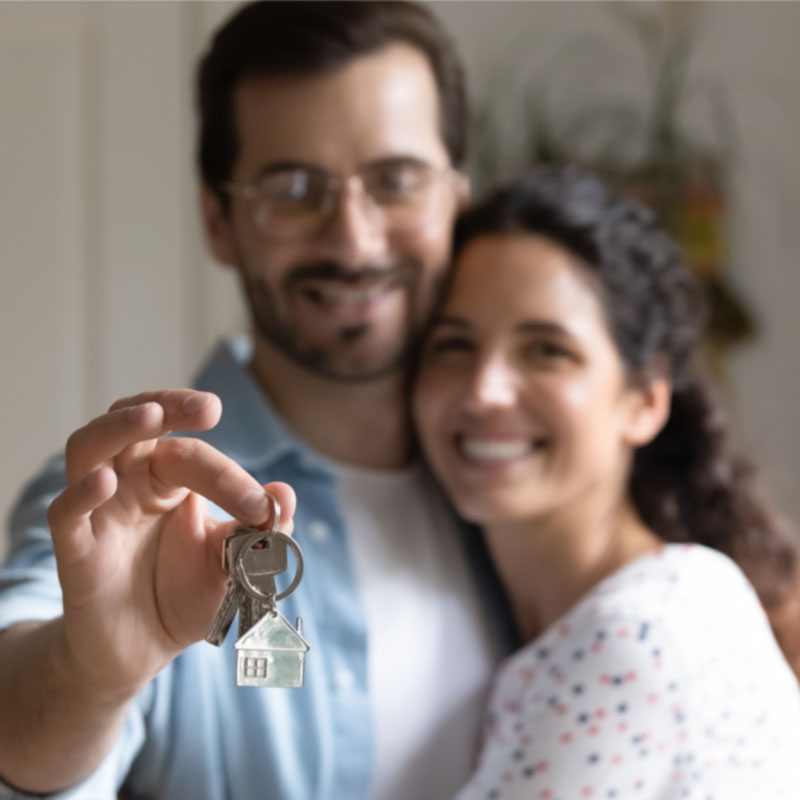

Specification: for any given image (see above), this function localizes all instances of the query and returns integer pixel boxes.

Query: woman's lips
[457,434,548,464]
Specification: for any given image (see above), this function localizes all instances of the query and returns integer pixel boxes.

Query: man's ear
[199,184,237,268]
[623,375,672,448]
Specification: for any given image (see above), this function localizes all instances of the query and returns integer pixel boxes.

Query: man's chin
[299,348,409,383]
[252,308,415,382]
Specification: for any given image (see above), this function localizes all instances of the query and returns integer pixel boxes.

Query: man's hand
[1,388,298,793]
[47,389,296,701]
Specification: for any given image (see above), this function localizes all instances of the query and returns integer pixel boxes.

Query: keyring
[263,490,281,536]
[234,529,305,603]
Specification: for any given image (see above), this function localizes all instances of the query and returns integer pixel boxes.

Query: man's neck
[249,335,412,470]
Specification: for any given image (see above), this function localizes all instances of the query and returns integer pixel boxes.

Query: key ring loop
[264,490,281,536]
[234,529,305,603]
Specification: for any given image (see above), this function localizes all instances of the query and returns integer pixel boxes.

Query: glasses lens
[252,167,329,237]
[363,160,444,230]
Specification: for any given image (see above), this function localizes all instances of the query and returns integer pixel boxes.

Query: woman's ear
[623,375,672,447]
[199,184,237,268]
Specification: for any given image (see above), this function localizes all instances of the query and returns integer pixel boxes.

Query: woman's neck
[483,497,662,644]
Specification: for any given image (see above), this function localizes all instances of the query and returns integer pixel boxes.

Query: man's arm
[0,389,295,793]
[0,619,136,793]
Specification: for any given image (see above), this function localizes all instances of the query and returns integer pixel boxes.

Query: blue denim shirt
[0,338,513,800]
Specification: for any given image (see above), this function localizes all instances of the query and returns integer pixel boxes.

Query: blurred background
[1,1,799,556]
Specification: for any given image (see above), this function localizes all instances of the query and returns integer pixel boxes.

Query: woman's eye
[526,340,574,362]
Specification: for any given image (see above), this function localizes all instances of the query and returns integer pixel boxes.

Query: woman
[412,167,800,798]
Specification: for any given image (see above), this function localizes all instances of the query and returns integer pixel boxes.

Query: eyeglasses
[220,158,457,241]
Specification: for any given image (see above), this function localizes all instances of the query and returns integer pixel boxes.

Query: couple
[295,168,800,798]
[0,2,799,799]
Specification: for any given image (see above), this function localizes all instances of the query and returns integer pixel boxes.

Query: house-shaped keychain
[234,609,309,688]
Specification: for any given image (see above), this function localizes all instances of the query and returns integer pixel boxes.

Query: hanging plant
[469,1,756,367]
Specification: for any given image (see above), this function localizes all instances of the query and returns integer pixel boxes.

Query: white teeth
[461,438,532,462]
[314,285,388,305]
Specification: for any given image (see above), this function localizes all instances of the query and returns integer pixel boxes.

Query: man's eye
[370,165,427,199]
[261,171,318,203]
[282,173,309,199]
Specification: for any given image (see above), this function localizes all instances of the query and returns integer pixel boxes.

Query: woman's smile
[458,433,544,463]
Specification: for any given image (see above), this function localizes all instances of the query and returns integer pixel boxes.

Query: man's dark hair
[197,1,466,207]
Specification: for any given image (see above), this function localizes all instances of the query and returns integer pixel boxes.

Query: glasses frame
[219,160,459,242]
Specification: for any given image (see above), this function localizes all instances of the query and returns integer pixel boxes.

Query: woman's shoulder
[576,544,780,661]
[599,541,749,590]
[502,544,788,699]
[579,543,761,630]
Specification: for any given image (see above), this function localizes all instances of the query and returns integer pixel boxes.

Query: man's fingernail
[239,489,269,522]
[183,394,211,415]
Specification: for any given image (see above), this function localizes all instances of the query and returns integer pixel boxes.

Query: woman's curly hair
[452,166,800,672]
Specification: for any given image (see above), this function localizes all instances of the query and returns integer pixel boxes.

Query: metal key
[205,578,244,646]
[206,528,268,646]
[234,532,289,635]
[238,533,288,598]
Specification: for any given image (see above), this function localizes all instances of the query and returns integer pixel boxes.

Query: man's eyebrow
[251,161,323,182]
[362,155,430,170]
[248,155,434,184]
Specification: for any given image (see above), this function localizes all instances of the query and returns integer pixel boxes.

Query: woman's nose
[464,356,518,412]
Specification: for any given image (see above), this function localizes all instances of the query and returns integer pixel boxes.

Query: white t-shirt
[455,544,800,800]
[337,462,500,800]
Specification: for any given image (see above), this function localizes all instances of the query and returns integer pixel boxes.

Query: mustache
[285,260,416,286]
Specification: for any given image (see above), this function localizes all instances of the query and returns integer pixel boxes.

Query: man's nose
[319,178,389,264]
[464,356,518,412]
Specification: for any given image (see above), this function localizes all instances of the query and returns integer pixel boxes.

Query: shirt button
[334,668,356,691]
[308,519,330,543]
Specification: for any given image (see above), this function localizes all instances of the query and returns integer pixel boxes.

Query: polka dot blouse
[454,544,800,799]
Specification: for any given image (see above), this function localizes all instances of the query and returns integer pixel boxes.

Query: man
[0,3,511,799]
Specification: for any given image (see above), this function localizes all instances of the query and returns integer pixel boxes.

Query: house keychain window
[206,494,309,688]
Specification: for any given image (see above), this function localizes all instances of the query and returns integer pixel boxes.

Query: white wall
[1,1,798,556]
[0,2,244,555]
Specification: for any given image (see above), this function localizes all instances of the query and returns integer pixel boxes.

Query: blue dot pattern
[452,545,800,799]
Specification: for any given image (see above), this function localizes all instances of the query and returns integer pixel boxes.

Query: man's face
[205,44,463,382]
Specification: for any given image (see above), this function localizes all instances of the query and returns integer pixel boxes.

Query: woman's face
[413,233,657,526]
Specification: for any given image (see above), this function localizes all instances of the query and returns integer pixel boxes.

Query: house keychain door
[206,494,309,688]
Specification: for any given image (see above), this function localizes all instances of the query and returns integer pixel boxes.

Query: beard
[239,257,445,383]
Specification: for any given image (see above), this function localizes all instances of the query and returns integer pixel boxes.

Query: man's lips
[300,279,401,307]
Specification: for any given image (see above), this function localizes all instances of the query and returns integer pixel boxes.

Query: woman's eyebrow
[430,318,574,337]
[515,320,571,336]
